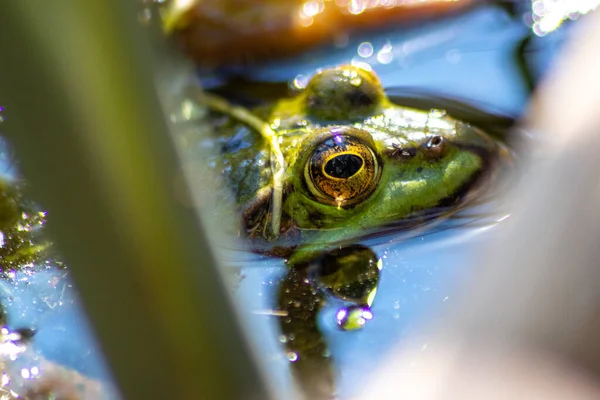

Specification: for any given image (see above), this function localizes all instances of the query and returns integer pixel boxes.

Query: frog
[205,65,506,265]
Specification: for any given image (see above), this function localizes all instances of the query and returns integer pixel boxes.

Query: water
[0,2,582,399]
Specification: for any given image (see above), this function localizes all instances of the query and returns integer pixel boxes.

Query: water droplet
[20,368,30,379]
[350,77,362,87]
[357,42,373,58]
[293,74,309,90]
[270,117,281,129]
[533,22,547,36]
[302,0,323,17]
[336,305,373,331]
[376,43,393,64]
[287,351,299,362]
[279,335,288,343]
[348,0,366,15]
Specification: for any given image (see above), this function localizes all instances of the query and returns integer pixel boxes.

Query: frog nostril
[424,135,446,158]
[324,154,364,179]
[427,135,444,148]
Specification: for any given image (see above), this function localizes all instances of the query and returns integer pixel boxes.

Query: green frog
[205,65,506,265]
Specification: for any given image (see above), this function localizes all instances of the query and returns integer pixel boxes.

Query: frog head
[267,66,501,237]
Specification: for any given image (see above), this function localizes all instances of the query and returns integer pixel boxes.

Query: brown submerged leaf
[165,0,475,65]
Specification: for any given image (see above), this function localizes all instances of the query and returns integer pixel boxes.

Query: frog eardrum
[304,127,381,207]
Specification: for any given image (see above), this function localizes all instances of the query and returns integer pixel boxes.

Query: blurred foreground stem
[0,2,272,399]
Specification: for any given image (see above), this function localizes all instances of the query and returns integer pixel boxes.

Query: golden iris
[305,133,380,206]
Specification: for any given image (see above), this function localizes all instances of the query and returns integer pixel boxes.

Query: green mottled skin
[211,66,501,263]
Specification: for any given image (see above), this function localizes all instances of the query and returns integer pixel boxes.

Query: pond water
[0,2,585,399]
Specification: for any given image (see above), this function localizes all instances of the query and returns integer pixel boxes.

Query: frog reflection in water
[206,65,505,398]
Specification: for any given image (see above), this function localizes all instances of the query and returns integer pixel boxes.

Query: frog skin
[209,65,504,265]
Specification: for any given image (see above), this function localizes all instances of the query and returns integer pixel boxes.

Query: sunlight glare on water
[532,0,600,36]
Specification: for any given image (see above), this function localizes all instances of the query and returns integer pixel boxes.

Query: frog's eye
[304,134,381,207]
[424,135,446,158]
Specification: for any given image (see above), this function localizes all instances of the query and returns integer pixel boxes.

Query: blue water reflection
[1,269,112,381]
[238,208,506,398]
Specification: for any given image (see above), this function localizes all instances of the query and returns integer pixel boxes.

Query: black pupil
[324,154,363,179]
